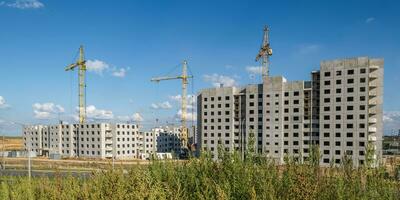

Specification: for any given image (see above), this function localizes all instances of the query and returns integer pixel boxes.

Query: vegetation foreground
[0,150,399,200]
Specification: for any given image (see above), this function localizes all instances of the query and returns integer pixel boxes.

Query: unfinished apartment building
[153,126,183,154]
[23,123,149,159]
[197,57,383,167]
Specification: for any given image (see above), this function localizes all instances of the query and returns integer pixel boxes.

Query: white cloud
[112,67,128,78]
[245,66,263,75]
[0,96,10,109]
[365,17,375,24]
[116,113,143,122]
[298,44,320,55]
[32,103,64,120]
[85,105,114,120]
[86,59,109,75]
[85,59,129,78]
[203,73,237,87]
[383,111,400,134]
[151,101,172,110]
[6,0,44,9]
[225,65,233,69]
[132,113,143,122]
[175,109,197,122]
[169,94,196,104]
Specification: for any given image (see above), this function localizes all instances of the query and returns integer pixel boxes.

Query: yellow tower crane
[65,45,87,124]
[255,25,273,80]
[151,60,193,150]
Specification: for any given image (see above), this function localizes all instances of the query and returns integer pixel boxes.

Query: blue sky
[0,0,399,135]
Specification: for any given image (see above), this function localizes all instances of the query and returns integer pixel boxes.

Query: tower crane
[151,60,193,152]
[255,25,273,79]
[65,45,87,124]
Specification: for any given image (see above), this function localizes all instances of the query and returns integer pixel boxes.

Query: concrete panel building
[197,57,383,167]
[23,123,143,159]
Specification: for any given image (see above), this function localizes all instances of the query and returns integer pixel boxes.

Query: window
[284,92,289,97]
[324,115,330,120]
[249,94,254,99]
[347,115,353,120]
[335,132,341,137]
[336,71,342,76]
[347,124,353,129]
[324,132,330,137]
[324,80,331,86]
[294,91,299,96]
[336,106,341,111]
[360,96,366,101]
[360,68,366,74]
[347,132,353,137]
[336,97,341,102]
[336,80,342,85]
[336,88,341,94]
[324,107,330,111]
[324,98,330,103]
[347,97,354,102]
[347,88,354,93]
[324,89,330,94]
[360,78,366,83]
[347,79,354,84]
[348,69,354,75]
[347,106,354,111]
[360,87,366,92]
[347,141,353,147]
[324,72,331,77]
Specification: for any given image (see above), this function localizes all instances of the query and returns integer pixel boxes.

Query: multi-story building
[197,57,383,167]
[318,57,383,166]
[23,122,143,159]
[23,123,186,160]
[153,126,183,154]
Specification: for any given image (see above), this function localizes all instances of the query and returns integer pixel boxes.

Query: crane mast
[151,60,193,150]
[255,25,273,80]
[65,45,87,124]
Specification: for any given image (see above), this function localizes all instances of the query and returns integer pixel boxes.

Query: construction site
[18,42,196,161]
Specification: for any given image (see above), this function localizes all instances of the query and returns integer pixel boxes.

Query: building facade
[23,123,145,159]
[197,57,383,167]
[23,123,186,160]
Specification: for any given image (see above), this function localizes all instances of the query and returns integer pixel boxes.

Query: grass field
[0,150,399,200]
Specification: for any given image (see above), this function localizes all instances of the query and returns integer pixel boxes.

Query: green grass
[0,149,399,200]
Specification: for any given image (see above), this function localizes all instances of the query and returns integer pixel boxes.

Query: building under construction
[197,26,384,167]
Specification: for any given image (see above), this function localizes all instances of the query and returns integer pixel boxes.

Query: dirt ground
[0,137,23,151]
